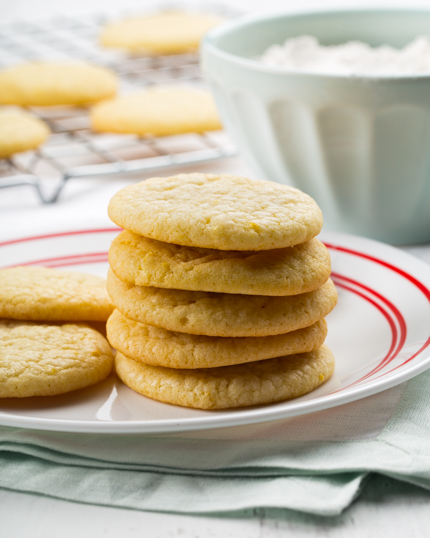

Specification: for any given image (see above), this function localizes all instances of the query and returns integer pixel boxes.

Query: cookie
[0,266,114,321]
[0,111,50,158]
[107,269,337,337]
[108,174,323,250]
[0,62,117,106]
[107,309,327,369]
[108,231,331,296]
[115,344,335,409]
[100,12,223,54]
[0,320,113,397]
[91,87,222,137]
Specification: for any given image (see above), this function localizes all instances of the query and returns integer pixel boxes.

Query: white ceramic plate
[0,227,429,434]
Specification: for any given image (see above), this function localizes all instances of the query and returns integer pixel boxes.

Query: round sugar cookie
[107,269,337,336]
[0,111,50,158]
[0,62,117,106]
[108,231,331,296]
[91,87,222,137]
[115,344,335,409]
[0,266,114,321]
[108,174,323,251]
[100,12,224,54]
[107,309,327,369]
[0,320,114,397]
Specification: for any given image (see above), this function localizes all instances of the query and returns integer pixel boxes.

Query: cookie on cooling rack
[0,110,49,159]
[115,344,335,409]
[0,62,117,106]
[90,87,222,137]
[0,320,114,397]
[0,266,113,321]
[100,11,224,54]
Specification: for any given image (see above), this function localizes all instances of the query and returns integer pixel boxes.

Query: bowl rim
[202,7,430,80]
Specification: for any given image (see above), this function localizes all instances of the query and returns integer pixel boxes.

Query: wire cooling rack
[0,10,237,203]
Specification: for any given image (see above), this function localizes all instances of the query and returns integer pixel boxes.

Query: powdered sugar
[260,35,430,75]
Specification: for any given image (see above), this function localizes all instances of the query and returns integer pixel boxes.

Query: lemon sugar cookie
[108,231,331,296]
[91,87,222,137]
[108,174,323,251]
[115,344,335,409]
[0,111,49,159]
[107,309,327,369]
[0,320,114,398]
[100,12,223,54]
[0,266,114,321]
[107,269,337,337]
[0,62,117,106]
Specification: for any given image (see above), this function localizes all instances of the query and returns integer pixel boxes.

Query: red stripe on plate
[0,228,121,248]
[325,243,430,302]
[39,257,109,268]
[332,272,407,379]
[326,243,430,379]
[381,335,430,375]
[4,252,109,268]
[331,278,400,393]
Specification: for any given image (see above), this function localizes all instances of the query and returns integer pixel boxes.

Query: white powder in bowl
[260,35,430,75]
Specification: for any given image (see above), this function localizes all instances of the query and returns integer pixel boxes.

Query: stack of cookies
[106,173,338,410]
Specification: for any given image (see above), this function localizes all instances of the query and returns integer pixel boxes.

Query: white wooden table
[2,0,430,534]
[2,475,430,537]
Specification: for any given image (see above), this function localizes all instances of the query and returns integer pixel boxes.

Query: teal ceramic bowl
[202,9,430,244]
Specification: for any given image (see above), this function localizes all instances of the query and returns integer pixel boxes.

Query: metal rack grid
[0,10,237,203]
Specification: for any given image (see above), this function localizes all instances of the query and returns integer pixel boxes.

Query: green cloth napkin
[0,368,429,516]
